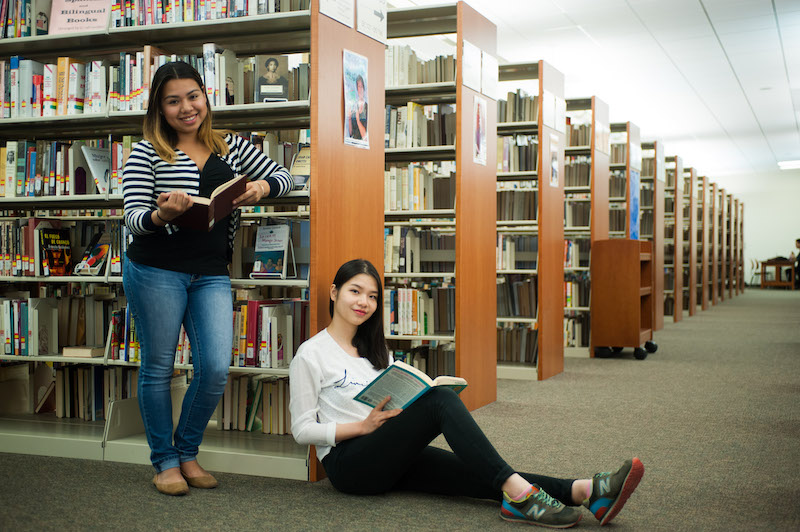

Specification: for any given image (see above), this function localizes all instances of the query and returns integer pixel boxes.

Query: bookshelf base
[496,363,538,381]
[0,415,105,460]
[564,347,591,358]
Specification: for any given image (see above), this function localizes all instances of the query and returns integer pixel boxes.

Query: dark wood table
[761,259,795,290]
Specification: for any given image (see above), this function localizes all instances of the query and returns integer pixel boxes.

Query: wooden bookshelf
[384,2,498,410]
[710,182,719,305]
[664,155,684,322]
[641,142,665,330]
[681,167,697,316]
[495,60,565,381]
[718,188,727,302]
[738,201,745,294]
[608,122,641,240]
[564,97,609,356]
[697,176,709,311]
[727,194,735,298]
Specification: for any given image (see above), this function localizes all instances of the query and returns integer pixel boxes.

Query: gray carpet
[1,289,798,531]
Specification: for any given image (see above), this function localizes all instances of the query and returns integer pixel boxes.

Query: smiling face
[330,273,379,329]
[160,78,208,139]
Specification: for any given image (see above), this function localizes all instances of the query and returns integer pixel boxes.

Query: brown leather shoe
[181,471,218,489]
[152,474,189,496]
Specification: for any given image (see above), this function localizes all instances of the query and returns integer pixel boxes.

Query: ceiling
[387,0,800,193]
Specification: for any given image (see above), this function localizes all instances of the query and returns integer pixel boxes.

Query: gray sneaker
[584,457,645,525]
[500,484,582,528]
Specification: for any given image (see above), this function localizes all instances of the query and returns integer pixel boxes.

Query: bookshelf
[718,188,728,301]
[697,175,709,311]
[608,122,641,240]
[495,60,565,381]
[710,182,719,305]
[681,167,697,316]
[664,155,684,322]
[564,96,609,356]
[727,194,735,298]
[640,141,665,330]
[737,200,745,294]
[384,2,498,409]
[0,6,386,483]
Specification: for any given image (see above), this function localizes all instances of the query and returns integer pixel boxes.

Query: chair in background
[749,259,761,286]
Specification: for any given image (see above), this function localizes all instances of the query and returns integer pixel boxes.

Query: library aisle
[2,289,798,531]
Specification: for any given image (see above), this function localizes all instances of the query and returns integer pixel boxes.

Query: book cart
[718,187,728,301]
[663,155,684,322]
[384,2,498,410]
[640,141,665,331]
[710,182,720,304]
[681,167,697,316]
[608,121,641,240]
[0,5,387,483]
[563,97,609,357]
[494,60,566,381]
[697,175,710,311]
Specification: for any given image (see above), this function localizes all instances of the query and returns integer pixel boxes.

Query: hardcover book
[38,228,72,276]
[353,360,467,410]
[171,175,247,231]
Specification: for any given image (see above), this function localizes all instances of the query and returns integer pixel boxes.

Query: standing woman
[122,61,293,495]
[290,259,644,528]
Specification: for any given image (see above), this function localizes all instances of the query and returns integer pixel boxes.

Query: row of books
[564,277,589,308]
[497,89,539,124]
[384,162,455,212]
[384,45,456,87]
[217,374,291,434]
[392,344,456,381]
[609,169,627,198]
[52,365,141,420]
[640,211,654,237]
[563,238,589,268]
[497,134,538,173]
[497,323,538,365]
[384,229,455,274]
[385,103,456,149]
[111,0,308,27]
[497,274,537,318]
[564,200,590,228]
[564,315,589,347]
[609,207,626,232]
[496,235,537,271]
[641,183,654,207]
[566,122,592,147]
[497,186,537,222]
[564,155,591,187]
[610,143,627,165]
[641,154,655,177]
[384,285,455,336]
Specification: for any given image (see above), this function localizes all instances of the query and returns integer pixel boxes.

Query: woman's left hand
[233,180,269,206]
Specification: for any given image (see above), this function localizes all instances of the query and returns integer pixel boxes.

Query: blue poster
[629,169,640,239]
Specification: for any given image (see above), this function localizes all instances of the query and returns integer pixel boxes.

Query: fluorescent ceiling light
[778,160,800,170]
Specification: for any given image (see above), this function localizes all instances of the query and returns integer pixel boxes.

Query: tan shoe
[181,470,218,489]
[152,474,189,496]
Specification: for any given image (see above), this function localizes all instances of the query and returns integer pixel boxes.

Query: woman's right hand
[360,396,402,436]
[156,191,193,221]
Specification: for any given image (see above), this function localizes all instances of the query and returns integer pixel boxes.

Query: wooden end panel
[672,156,684,322]
[652,141,665,330]
[590,239,640,347]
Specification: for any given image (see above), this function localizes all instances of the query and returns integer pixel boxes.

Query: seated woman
[289,259,644,528]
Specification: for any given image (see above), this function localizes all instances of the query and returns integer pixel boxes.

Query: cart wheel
[644,341,658,353]
[612,346,623,353]
[633,347,648,360]
[594,347,612,358]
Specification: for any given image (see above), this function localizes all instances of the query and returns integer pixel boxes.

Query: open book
[353,360,467,410]
[171,175,247,231]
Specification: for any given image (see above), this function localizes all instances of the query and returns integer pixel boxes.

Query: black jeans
[322,387,575,503]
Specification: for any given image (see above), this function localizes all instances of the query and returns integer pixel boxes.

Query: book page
[354,364,432,410]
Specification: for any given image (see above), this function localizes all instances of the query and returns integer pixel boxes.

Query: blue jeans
[123,258,233,472]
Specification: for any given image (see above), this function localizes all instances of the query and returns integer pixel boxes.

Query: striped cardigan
[122,133,294,254]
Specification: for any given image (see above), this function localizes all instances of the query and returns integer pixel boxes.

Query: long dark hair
[330,259,389,369]
[143,61,229,163]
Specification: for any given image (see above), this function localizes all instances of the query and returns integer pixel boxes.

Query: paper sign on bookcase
[48,0,112,35]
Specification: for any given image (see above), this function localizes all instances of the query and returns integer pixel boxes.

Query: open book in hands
[353,360,467,410]
[171,175,247,231]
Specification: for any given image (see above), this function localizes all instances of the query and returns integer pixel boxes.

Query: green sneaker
[500,484,582,528]
[584,457,645,525]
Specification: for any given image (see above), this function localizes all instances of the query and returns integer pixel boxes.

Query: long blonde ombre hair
[143,61,230,163]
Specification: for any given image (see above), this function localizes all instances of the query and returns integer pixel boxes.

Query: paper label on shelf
[549,133,559,187]
[462,40,481,92]
[480,52,498,99]
[356,0,387,44]
[320,0,355,28]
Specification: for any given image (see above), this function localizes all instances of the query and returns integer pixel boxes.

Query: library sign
[49,0,112,35]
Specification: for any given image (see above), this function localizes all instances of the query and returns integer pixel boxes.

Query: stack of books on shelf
[217,374,291,435]
[384,284,454,337]
[110,0,309,27]
[384,103,456,149]
[384,45,455,86]
[384,162,455,212]
[498,89,539,123]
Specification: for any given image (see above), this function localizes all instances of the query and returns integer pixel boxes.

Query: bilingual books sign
[49,0,112,35]
[250,224,296,280]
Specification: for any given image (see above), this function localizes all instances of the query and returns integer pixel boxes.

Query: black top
[126,154,234,276]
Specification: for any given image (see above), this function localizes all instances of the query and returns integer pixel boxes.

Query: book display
[608,121,641,239]
[564,96,609,355]
[384,3,497,410]
[640,141,665,330]
[663,155,684,321]
[696,175,709,311]
[494,60,565,381]
[681,167,697,315]
[0,5,385,483]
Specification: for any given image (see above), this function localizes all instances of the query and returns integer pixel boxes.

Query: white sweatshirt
[289,329,388,460]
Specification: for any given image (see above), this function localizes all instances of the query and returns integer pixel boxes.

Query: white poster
[473,96,487,166]
[481,51,498,99]
[550,134,559,187]
[356,0,387,44]
[344,49,370,149]
[462,40,481,92]
[320,0,355,28]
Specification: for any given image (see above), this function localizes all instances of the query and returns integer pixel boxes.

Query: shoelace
[532,489,562,508]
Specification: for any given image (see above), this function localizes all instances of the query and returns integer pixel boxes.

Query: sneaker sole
[600,457,644,526]
[500,513,582,529]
